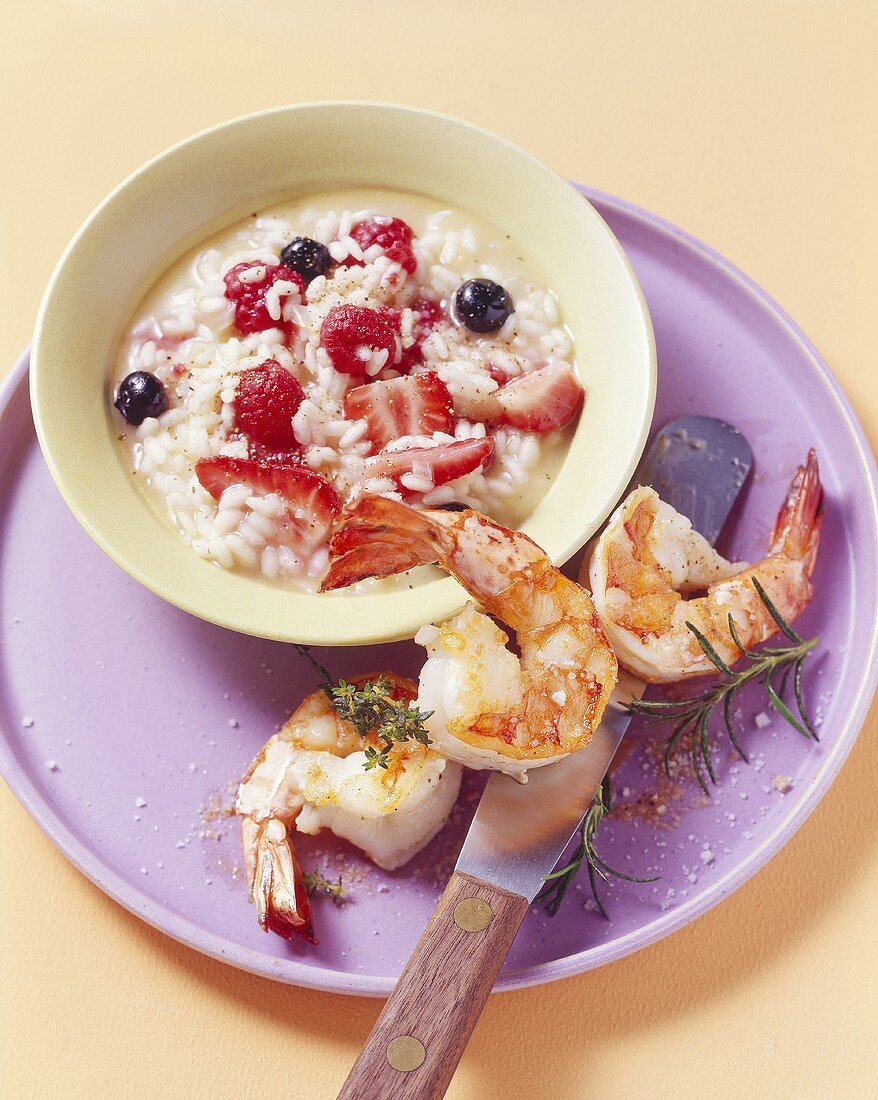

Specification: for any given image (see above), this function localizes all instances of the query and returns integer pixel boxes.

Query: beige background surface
[1,3,876,1097]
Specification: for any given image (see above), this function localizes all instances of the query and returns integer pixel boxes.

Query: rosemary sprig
[302,870,345,904]
[295,646,433,770]
[536,776,658,918]
[625,577,820,795]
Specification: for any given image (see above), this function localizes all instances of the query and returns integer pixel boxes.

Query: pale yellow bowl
[31,102,655,645]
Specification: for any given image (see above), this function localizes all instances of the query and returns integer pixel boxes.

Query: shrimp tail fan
[321,495,440,591]
[249,820,316,943]
[770,449,823,566]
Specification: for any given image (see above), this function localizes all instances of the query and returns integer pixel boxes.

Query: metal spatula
[338,417,753,1100]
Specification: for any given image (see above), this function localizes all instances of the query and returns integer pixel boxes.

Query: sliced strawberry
[487,363,583,432]
[234,359,304,452]
[196,457,340,553]
[364,436,494,489]
[344,372,454,453]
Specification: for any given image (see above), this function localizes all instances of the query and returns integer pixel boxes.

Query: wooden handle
[337,870,528,1100]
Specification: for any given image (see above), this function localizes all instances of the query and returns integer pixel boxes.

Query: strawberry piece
[223,261,306,336]
[343,372,454,453]
[364,436,494,489]
[319,305,398,377]
[348,216,417,274]
[234,359,304,452]
[196,457,341,553]
[488,363,583,432]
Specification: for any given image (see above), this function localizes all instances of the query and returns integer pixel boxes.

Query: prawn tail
[250,820,316,944]
[770,449,824,568]
[321,495,440,591]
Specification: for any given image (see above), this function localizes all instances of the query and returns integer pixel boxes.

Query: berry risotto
[112,189,583,589]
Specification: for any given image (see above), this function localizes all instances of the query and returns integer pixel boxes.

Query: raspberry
[375,305,402,332]
[378,299,445,373]
[412,297,445,332]
[349,217,417,274]
[319,305,398,377]
[234,359,304,451]
[223,261,306,336]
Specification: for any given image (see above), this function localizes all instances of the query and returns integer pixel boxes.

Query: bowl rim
[30,101,656,644]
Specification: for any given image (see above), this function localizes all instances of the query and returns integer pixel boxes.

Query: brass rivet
[453,897,492,932]
[386,1035,426,1072]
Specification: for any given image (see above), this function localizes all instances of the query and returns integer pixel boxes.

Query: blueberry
[279,236,333,283]
[114,371,168,425]
[453,278,513,334]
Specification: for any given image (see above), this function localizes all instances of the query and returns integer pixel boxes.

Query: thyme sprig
[302,870,345,904]
[625,578,820,795]
[536,777,658,918]
[295,646,433,770]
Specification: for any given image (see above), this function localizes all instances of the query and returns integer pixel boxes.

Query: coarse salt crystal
[188,762,197,773]
[699,848,715,864]
[228,718,239,728]
[21,715,34,728]
[772,774,793,794]
[551,690,567,707]
[754,711,771,729]
[44,759,59,772]
[134,796,147,808]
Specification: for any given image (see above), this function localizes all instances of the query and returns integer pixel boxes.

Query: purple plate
[1,189,876,996]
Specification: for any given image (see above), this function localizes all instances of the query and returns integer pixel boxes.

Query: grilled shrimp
[236,673,462,941]
[588,450,823,683]
[322,497,618,778]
